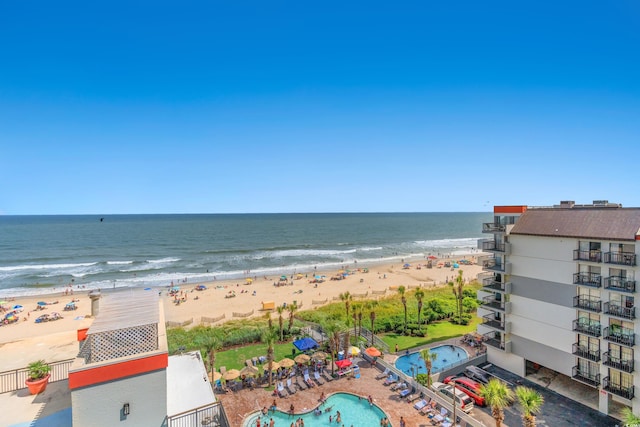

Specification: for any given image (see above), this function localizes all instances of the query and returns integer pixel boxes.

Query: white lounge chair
[286,378,297,394]
[277,381,287,397]
[375,368,390,380]
[313,371,325,385]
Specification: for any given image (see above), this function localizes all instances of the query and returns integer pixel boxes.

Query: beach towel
[414,399,428,410]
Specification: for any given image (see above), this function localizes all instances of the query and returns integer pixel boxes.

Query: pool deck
[218,342,495,427]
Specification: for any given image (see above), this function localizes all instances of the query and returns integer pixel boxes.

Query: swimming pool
[395,344,468,377]
[242,392,391,427]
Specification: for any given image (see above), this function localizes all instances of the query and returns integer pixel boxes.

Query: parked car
[443,376,486,406]
[431,381,475,413]
[464,365,491,385]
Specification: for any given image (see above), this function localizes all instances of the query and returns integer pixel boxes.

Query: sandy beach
[0,256,484,370]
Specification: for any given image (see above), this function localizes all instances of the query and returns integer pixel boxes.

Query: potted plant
[25,360,51,395]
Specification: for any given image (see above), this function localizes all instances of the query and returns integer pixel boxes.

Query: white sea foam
[147,257,181,264]
[107,260,134,265]
[0,262,97,272]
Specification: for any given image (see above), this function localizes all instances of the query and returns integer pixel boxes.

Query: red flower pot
[25,374,50,395]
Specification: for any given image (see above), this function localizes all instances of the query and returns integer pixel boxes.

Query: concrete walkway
[2,380,71,427]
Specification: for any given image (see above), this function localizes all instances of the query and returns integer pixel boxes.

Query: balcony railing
[603,376,635,400]
[573,249,602,263]
[481,276,509,293]
[603,326,635,347]
[604,252,637,267]
[572,319,601,337]
[572,343,600,362]
[482,259,510,273]
[602,351,634,373]
[481,240,506,252]
[573,296,602,313]
[603,302,636,320]
[572,365,600,387]
[482,296,507,311]
[604,277,636,293]
[482,223,506,233]
[484,336,510,352]
[573,272,602,288]
[482,315,505,331]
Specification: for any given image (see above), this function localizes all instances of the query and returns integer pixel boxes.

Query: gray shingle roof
[510,208,640,241]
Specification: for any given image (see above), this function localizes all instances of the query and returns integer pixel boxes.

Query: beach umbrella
[280,275,287,280]
[311,351,328,361]
[428,255,437,260]
[144,287,152,291]
[365,347,382,357]
[0,300,7,305]
[294,354,310,364]
[240,366,259,377]
[37,301,47,306]
[279,358,295,368]
[12,305,23,310]
[246,278,253,284]
[403,263,411,268]
[222,369,241,381]
[263,361,280,371]
[348,346,361,356]
[335,359,352,369]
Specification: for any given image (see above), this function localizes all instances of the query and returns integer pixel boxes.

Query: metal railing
[0,359,74,394]
[604,277,636,293]
[573,249,602,263]
[572,296,601,312]
[604,252,637,266]
[573,272,602,288]
[166,401,231,427]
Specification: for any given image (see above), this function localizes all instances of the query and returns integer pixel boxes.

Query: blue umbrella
[12,305,23,310]
[37,301,47,306]
[144,287,152,291]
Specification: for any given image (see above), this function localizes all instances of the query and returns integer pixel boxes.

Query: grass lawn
[381,316,481,351]
[214,341,304,371]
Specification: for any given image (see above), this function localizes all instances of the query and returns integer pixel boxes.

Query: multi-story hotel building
[477,201,640,416]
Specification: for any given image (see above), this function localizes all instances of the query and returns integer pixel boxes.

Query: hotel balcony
[603,302,636,320]
[482,315,511,332]
[602,351,634,373]
[483,334,511,353]
[573,272,602,288]
[481,275,512,293]
[482,259,512,274]
[572,319,601,337]
[603,327,635,347]
[604,276,636,294]
[573,249,602,263]
[480,240,511,255]
[573,296,602,313]
[481,296,511,313]
[603,252,637,267]
[572,343,601,362]
[603,377,635,400]
[482,223,506,233]
[571,366,600,388]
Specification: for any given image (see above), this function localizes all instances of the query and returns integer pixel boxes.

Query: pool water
[242,392,391,427]
[395,344,468,376]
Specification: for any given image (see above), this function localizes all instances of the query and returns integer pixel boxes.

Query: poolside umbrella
[348,346,361,356]
[365,347,382,357]
[222,369,240,381]
[240,366,259,377]
[210,371,222,382]
[294,354,310,364]
[279,358,295,368]
[311,351,328,361]
[335,359,352,369]
[263,361,280,372]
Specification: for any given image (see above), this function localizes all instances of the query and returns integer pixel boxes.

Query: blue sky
[1,1,639,214]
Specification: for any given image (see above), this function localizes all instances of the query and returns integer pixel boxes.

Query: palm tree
[323,321,343,376]
[196,332,222,383]
[351,303,359,337]
[398,285,407,335]
[287,302,297,332]
[357,305,364,337]
[276,306,285,341]
[479,378,514,427]
[340,292,352,324]
[515,386,544,427]
[261,327,278,387]
[264,311,273,330]
[622,407,640,426]
[419,348,437,386]
[414,288,425,331]
[449,269,464,323]
[368,301,378,346]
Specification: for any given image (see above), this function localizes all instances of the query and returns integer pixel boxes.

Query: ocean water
[0,212,491,297]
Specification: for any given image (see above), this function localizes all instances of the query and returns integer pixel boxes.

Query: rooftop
[167,351,216,417]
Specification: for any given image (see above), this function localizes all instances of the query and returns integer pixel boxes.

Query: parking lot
[472,364,621,426]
